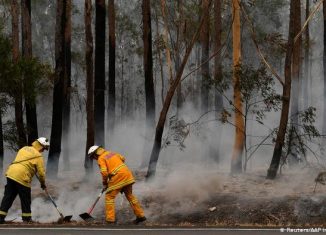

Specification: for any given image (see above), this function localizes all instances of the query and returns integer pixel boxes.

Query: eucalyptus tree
[267,0,296,179]
[142,0,155,130]
[84,0,94,173]
[11,0,26,148]
[0,34,11,177]
[323,1,326,146]
[62,0,72,170]
[303,0,310,110]
[201,0,210,114]
[94,0,106,146]
[107,0,116,135]
[22,0,38,145]
[146,8,208,179]
[287,0,301,164]
[212,0,223,163]
[231,0,244,174]
[48,0,67,177]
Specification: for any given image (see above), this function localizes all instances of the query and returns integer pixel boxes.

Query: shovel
[44,188,73,223]
[35,174,72,223]
[79,188,106,222]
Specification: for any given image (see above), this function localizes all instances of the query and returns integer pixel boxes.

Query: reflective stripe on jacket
[6,146,46,188]
[97,151,135,192]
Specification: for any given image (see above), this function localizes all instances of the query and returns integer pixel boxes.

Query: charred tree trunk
[175,0,183,114]
[85,0,94,173]
[140,0,155,169]
[94,0,106,146]
[288,0,301,163]
[21,0,38,145]
[146,13,207,179]
[267,0,295,179]
[212,0,223,163]
[107,0,116,135]
[323,2,326,144]
[142,0,155,129]
[62,0,71,170]
[303,0,310,110]
[48,0,66,178]
[11,0,26,148]
[230,0,244,174]
[201,0,210,114]
[0,108,3,177]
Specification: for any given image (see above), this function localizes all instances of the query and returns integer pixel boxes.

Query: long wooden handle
[88,188,106,214]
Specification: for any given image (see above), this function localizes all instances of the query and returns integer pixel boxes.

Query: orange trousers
[105,184,144,222]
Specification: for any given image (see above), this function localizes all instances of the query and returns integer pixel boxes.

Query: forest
[0,0,326,228]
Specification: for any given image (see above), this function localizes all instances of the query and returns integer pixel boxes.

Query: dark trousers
[0,178,31,221]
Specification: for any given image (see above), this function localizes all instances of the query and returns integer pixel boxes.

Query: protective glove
[102,184,108,192]
[41,183,47,190]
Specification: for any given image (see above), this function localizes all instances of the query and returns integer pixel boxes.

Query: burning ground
[0,167,326,227]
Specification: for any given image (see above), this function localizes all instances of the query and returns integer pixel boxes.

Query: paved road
[0,227,319,235]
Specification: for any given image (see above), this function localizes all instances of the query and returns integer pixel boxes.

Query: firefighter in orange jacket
[88,145,146,224]
[0,137,49,223]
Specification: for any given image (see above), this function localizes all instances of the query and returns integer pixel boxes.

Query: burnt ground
[1,170,326,228]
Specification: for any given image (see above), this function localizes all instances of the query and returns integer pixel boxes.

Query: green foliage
[239,65,282,122]
[19,57,52,103]
[0,33,17,100]
[0,28,52,150]
[2,120,20,152]
[220,64,281,125]
[280,107,320,167]
[163,115,189,151]
[243,0,287,63]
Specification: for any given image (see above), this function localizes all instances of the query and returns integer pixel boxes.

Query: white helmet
[88,145,99,156]
[37,137,50,149]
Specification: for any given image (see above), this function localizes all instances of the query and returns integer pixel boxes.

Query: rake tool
[79,188,106,222]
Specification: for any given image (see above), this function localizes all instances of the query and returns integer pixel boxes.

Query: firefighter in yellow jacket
[0,137,49,223]
[88,145,146,224]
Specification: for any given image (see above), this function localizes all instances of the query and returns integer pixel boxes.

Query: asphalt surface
[0,227,319,235]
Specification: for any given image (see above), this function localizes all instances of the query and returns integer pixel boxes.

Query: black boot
[133,216,146,224]
[0,215,5,224]
[22,216,33,224]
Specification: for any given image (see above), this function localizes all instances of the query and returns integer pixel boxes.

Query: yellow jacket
[6,141,46,188]
[97,149,135,192]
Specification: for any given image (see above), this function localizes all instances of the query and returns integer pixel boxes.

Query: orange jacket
[97,150,135,192]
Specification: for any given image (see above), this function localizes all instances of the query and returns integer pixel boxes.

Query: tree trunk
[212,0,223,163]
[11,0,26,148]
[21,0,38,145]
[323,2,326,142]
[201,0,210,114]
[230,0,244,174]
[85,0,94,173]
[288,0,301,163]
[62,0,71,170]
[47,0,66,178]
[142,0,155,129]
[175,0,183,114]
[107,0,116,136]
[146,12,207,179]
[267,0,295,179]
[303,0,310,110]
[140,0,155,169]
[94,0,106,146]
[154,11,164,105]
[0,108,3,177]
[160,0,173,84]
